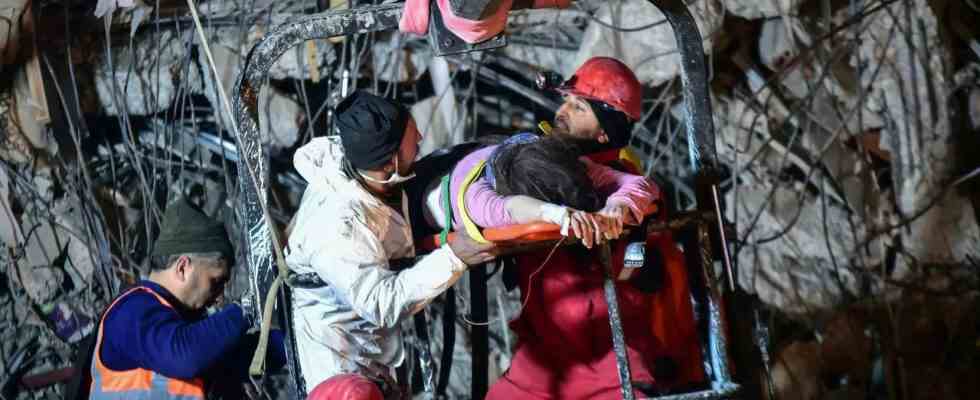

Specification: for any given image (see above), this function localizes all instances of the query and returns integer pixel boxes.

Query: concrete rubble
[371,33,429,83]
[722,0,803,20]
[571,0,723,86]
[94,29,195,116]
[855,0,980,265]
[0,0,978,398]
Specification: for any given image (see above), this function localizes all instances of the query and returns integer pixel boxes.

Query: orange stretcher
[416,204,706,393]
[418,204,659,251]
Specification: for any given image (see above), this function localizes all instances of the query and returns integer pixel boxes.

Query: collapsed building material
[571,0,722,87]
[0,0,978,398]
[722,0,802,20]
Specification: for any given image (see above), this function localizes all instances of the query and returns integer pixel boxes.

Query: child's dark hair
[492,137,602,212]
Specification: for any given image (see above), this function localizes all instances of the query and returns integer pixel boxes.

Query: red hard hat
[307,374,384,400]
[558,57,643,121]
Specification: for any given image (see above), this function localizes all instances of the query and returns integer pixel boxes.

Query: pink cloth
[398,0,430,38]
[448,145,659,229]
[401,0,569,44]
[581,156,660,222]
[440,0,513,44]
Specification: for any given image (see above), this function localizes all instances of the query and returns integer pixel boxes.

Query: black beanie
[587,99,635,149]
[151,197,233,261]
[335,90,410,170]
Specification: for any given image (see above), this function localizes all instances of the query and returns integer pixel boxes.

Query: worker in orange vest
[84,197,283,399]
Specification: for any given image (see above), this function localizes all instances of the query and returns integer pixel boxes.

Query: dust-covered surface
[0,0,978,399]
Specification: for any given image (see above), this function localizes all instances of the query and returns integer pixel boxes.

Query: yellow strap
[457,160,490,243]
[538,121,553,135]
[619,147,644,172]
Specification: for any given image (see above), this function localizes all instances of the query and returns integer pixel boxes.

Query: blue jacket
[99,280,285,381]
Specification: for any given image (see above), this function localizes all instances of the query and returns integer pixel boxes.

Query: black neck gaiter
[586,99,635,150]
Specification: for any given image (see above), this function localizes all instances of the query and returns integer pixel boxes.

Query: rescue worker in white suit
[286,90,498,398]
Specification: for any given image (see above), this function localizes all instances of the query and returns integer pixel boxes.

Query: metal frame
[232,1,739,399]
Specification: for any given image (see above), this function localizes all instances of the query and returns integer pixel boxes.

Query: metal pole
[600,243,635,400]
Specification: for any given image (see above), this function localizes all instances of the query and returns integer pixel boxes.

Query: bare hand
[596,202,635,240]
[567,210,605,249]
[448,234,498,265]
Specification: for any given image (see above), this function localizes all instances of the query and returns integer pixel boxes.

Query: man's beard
[557,135,618,156]
[550,117,617,155]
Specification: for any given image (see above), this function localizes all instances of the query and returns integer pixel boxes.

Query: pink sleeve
[399,0,430,36]
[582,157,660,218]
[449,147,516,229]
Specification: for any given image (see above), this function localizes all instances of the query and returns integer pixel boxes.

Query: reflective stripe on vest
[89,287,206,400]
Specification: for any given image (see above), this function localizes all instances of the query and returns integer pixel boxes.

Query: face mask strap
[358,155,416,184]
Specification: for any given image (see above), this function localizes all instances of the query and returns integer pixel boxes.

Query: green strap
[439,174,452,245]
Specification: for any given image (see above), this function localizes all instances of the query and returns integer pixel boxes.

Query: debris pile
[0,0,977,398]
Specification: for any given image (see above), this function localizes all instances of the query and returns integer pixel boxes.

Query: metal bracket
[448,0,498,20]
[428,0,507,57]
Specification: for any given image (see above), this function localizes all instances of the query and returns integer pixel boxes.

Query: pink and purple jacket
[448,146,659,229]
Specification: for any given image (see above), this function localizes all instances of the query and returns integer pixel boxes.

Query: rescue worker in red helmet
[485,57,703,399]
[548,56,645,176]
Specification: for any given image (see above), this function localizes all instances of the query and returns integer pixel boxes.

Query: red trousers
[307,374,384,400]
[487,232,703,399]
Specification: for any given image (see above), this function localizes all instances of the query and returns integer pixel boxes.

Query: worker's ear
[174,255,192,282]
[597,132,610,144]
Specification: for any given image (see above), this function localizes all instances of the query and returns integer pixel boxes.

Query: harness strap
[439,174,452,245]
[457,160,490,243]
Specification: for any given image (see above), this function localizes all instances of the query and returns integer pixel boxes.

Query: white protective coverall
[286,136,467,393]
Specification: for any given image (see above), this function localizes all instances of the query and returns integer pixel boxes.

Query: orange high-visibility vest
[89,287,206,399]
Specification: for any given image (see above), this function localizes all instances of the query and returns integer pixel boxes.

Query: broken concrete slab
[258,86,302,151]
[413,57,466,158]
[857,0,980,264]
[94,29,193,116]
[728,181,866,315]
[714,96,870,315]
[758,17,798,72]
[371,33,429,83]
[413,94,463,158]
[232,17,338,81]
[0,91,34,165]
[722,0,803,20]
[94,0,139,18]
[571,0,723,87]
[499,7,585,74]
[0,0,30,65]
[11,63,56,154]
